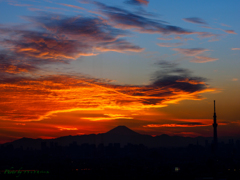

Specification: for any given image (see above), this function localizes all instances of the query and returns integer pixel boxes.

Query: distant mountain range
[1,126,237,150]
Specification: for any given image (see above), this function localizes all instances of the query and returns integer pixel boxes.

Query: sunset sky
[0,0,240,143]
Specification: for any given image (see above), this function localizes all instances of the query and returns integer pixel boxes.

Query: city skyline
[0,0,240,144]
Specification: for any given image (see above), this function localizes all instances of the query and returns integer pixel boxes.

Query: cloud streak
[224,30,237,34]
[125,0,149,6]
[144,123,209,127]
[190,56,218,63]
[144,118,227,128]
[172,48,218,63]
[183,17,207,25]
[172,48,209,56]
[94,4,219,39]
[58,3,85,10]
[96,2,194,35]
[232,48,240,50]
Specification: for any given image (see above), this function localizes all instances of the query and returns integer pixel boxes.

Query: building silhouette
[213,100,218,153]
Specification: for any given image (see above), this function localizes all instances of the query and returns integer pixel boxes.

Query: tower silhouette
[213,100,218,152]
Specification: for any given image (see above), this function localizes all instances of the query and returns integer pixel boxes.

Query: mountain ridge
[0,125,219,149]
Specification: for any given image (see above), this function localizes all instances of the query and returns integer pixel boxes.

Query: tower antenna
[213,100,218,153]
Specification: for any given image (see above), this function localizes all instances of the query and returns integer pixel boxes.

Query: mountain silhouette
[1,125,215,149]
[106,125,140,136]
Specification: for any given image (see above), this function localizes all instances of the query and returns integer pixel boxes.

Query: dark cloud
[27,14,144,53]
[151,75,206,94]
[96,2,193,35]
[97,39,144,52]
[183,17,207,25]
[150,61,207,94]
[112,61,210,106]
[30,14,126,42]
[125,0,149,6]
[95,3,221,40]
[0,52,38,74]
[0,13,144,75]
[12,32,88,59]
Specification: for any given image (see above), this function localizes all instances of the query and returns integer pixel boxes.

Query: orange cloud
[14,36,97,60]
[232,78,238,81]
[57,127,78,131]
[82,114,133,121]
[58,3,85,10]
[176,78,205,85]
[190,56,219,63]
[1,65,29,74]
[224,30,237,34]
[0,73,215,122]
[172,48,218,63]
[144,118,228,128]
[173,119,228,126]
[144,123,209,128]
[105,114,132,118]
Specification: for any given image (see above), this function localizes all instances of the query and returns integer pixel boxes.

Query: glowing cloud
[81,114,133,121]
[144,118,227,128]
[144,123,210,127]
[176,78,206,85]
[58,127,78,131]
[0,61,215,122]
[172,48,218,63]
[58,3,85,10]
[190,56,219,63]
[224,30,237,34]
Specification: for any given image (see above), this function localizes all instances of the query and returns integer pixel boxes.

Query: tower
[213,100,218,152]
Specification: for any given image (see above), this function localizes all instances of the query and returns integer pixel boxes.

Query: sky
[0,0,240,143]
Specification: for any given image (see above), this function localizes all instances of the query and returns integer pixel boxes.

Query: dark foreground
[0,142,240,180]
